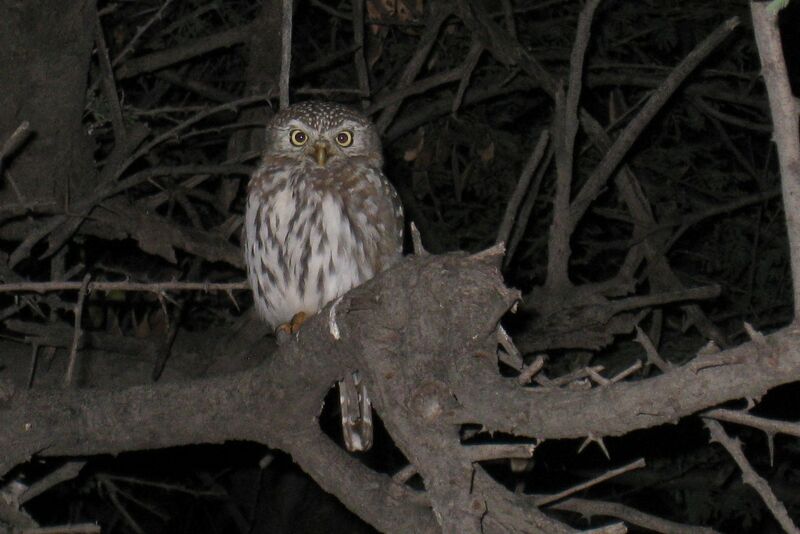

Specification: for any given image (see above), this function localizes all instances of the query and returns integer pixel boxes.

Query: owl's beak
[313,142,330,166]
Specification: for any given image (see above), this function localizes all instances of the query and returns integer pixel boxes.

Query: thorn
[696,340,721,356]
[409,222,428,256]
[743,321,768,346]
[578,433,610,459]
[497,325,522,370]
[469,242,505,261]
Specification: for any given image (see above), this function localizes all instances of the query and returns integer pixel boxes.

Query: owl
[244,101,404,452]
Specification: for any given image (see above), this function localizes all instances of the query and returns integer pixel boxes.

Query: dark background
[1,0,799,532]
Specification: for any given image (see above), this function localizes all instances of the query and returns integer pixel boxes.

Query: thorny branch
[705,419,799,534]
[0,0,799,532]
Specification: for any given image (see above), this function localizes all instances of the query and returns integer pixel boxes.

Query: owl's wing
[374,174,405,270]
[381,177,403,269]
[342,166,404,274]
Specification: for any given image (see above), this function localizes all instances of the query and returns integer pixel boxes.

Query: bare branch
[705,408,800,439]
[496,129,549,248]
[552,497,721,534]
[751,2,800,319]
[535,458,646,507]
[705,419,799,534]
[280,0,293,109]
[0,280,248,295]
[65,274,91,387]
[115,24,253,80]
[568,17,740,230]
[375,8,451,134]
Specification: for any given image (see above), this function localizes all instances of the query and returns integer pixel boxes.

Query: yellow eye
[335,130,353,147]
[289,129,308,146]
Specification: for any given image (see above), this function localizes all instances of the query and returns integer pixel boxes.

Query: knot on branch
[409,380,459,421]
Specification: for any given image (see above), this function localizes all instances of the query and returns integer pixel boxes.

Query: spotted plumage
[244,101,403,451]
[245,101,403,329]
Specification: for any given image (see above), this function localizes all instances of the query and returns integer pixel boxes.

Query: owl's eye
[289,129,308,146]
[335,130,353,147]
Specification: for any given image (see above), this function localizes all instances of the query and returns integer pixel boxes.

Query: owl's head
[264,101,383,168]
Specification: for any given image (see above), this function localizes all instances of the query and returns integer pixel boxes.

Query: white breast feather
[246,176,381,329]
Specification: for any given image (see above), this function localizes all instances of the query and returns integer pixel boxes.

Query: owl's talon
[274,312,309,341]
[276,323,292,335]
[290,311,308,333]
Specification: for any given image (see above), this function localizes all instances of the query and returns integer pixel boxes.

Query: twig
[693,95,772,134]
[518,354,546,385]
[496,129,549,248]
[504,146,553,268]
[552,497,721,534]
[280,0,293,109]
[100,474,223,497]
[375,8,451,134]
[643,189,780,251]
[634,326,671,372]
[115,94,270,180]
[367,67,471,114]
[103,479,146,534]
[586,366,609,386]
[21,525,101,534]
[26,342,39,389]
[310,0,351,19]
[704,419,799,533]
[0,121,32,166]
[751,3,800,319]
[8,162,250,269]
[465,443,538,462]
[608,285,721,314]
[19,461,87,504]
[386,78,534,141]
[608,360,642,383]
[94,6,126,143]
[568,17,740,230]
[352,0,370,104]
[115,24,253,80]
[112,0,173,67]
[451,39,483,115]
[546,365,604,388]
[463,0,730,347]
[0,280,248,294]
[151,299,185,381]
[65,274,91,387]
[157,70,237,102]
[500,0,517,38]
[580,525,627,534]
[496,325,523,370]
[705,409,800,439]
[564,0,603,162]
[392,464,418,485]
[534,458,646,506]
[296,44,359,76]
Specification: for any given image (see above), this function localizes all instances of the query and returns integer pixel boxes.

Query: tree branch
[751,2,800,319]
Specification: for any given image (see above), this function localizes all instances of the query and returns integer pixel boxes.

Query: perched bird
[244,101,403,451]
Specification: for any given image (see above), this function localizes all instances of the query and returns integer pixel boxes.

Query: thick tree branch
[0,251,576,533]
[453,323,800,439]
[751,2,800,318]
